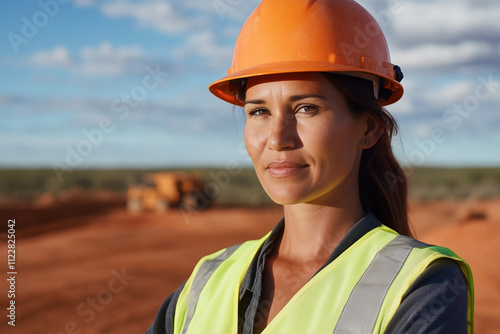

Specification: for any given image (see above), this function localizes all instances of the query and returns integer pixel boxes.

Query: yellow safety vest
[173,225,474,334]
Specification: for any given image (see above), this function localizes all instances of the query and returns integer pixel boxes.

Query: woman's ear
[359,114,383,149]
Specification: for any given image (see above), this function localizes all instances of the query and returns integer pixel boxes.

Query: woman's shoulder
[145,282,185,334]
[144,235,273,334]
[385,258,469,333]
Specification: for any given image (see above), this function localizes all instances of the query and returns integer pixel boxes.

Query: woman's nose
[267,114,297,151]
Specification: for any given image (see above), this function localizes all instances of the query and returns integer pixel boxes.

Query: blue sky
[1,0,499,170]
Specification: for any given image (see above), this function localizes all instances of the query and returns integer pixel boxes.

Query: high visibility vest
[173,225,474,334]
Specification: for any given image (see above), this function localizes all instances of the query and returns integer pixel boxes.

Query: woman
[147,0,474,333]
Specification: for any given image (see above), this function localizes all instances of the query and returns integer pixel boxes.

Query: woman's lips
[267,161,309,178]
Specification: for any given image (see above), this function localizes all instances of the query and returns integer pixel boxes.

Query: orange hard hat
[209,0,404,106]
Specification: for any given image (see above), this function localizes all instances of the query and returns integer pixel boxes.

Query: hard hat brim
[209,61,404,107]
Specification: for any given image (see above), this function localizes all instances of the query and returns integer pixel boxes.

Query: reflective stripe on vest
[174,226,474,334]
[333,235,426,334]
[182,244,241,334]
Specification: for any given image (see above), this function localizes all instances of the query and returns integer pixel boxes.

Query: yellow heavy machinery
[127,172,209,213]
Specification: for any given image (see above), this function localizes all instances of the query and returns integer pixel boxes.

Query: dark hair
[325,73,412,237]
[236,74,412,237]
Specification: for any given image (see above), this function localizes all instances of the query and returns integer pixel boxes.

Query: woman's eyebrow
[243,94,326,106]
[243,99,265,106]
[289,94,327,102]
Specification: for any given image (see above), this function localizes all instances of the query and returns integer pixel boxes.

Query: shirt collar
[239,211,382,300]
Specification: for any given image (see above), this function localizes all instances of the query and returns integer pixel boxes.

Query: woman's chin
[264,187,311,206]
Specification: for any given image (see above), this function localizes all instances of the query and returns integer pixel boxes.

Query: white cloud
[389,77,419,115]
[100,0,206,34]
[392,41,500,71]
[404,79,484,115]
[85,0,261,34]
[390,96,413,115]
[81,42,142,61]
[30,45,72,68]
[178,0,217,13]
[413,124,433,139]
[79,42,146,75]
[430,81,476,106]
[392,0,500,45]
[28,43,153,76]
[173,31,233,67]
[72,0,97,7]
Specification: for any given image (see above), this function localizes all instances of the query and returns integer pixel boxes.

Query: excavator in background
[127,172,209,213]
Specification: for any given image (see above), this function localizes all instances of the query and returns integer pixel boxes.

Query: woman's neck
[279,199,365,264]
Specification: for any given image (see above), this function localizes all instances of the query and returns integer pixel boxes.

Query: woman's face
[244,72,367,206]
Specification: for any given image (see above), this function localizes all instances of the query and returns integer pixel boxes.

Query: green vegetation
[407,167,500,200]
[0,167,499,205]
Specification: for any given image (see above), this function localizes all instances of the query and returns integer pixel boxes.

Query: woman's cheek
[244,125,261,163]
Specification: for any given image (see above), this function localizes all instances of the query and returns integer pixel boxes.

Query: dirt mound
[0,190,125,238]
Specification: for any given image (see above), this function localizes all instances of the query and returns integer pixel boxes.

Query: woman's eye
[297,105,318,114]
[247,108,269,117]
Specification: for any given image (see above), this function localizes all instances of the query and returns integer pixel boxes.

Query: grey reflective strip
[333,235,427,334]
[181,244,241,334]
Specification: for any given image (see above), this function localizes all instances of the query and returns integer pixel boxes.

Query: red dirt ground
[0,198,498,333]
